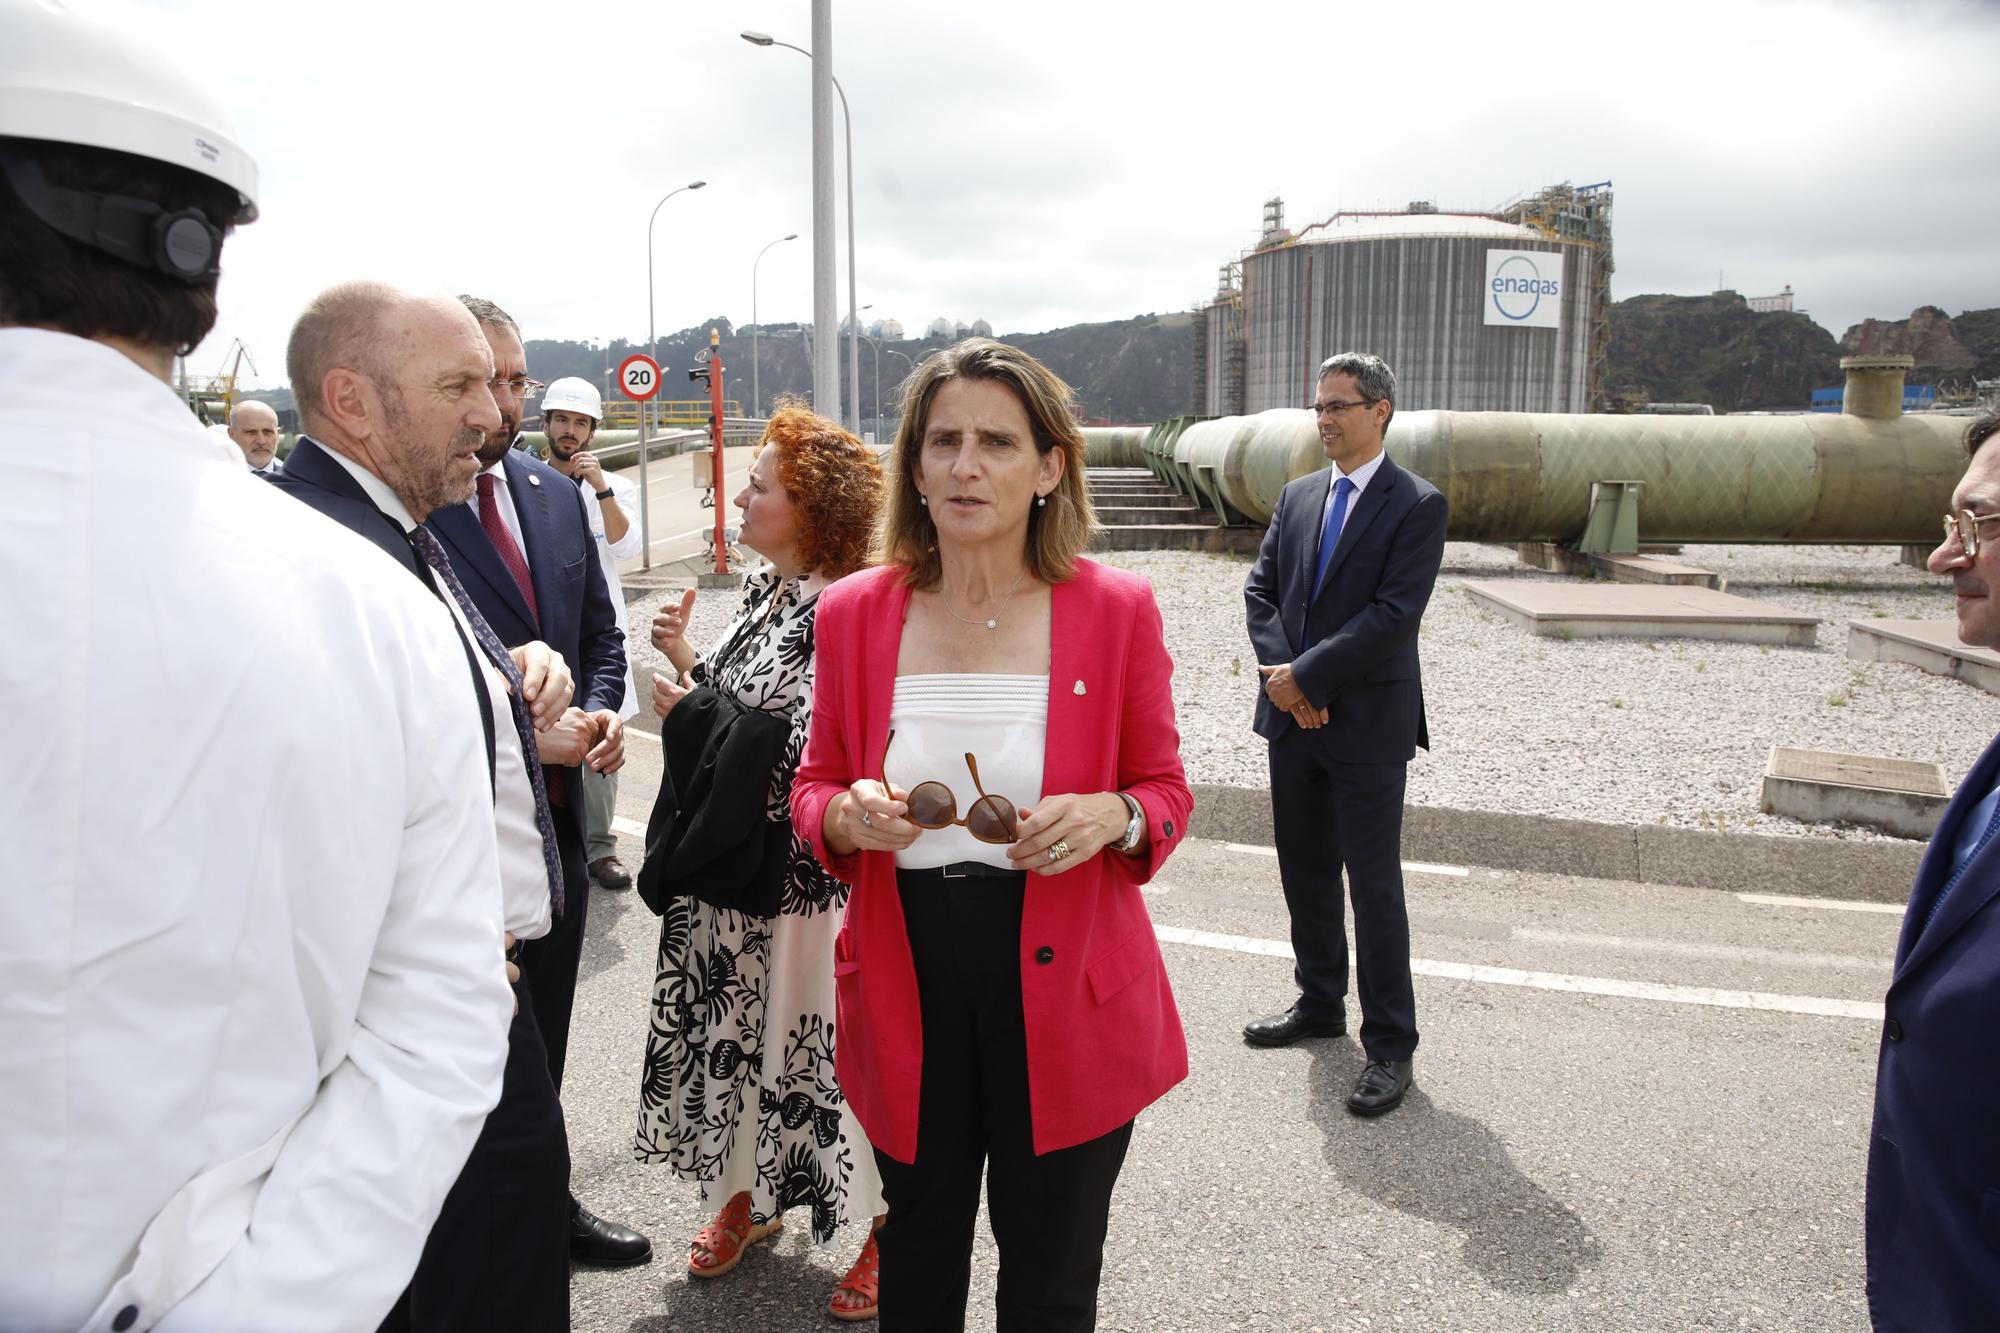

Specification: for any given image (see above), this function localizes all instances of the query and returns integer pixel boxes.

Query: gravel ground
[624,542,1996,842]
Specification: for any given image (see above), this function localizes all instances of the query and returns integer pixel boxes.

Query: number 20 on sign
[617,353,661,401]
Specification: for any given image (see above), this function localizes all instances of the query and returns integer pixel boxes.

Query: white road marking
[1221,842,1469,877]
[611,816,648,839]
[1736,892,1905,916]
[1152,924,1883,1023]
[627,727,660,744]
[1513,927,1886,972]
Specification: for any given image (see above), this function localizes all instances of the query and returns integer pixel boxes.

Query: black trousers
[519,807,589,1092]
[873,868,1134,1333]
[1269,728,1419,1061]
[379,977,572,1332]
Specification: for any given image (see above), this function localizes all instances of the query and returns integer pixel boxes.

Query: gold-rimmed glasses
[1942,510,2000,559]
[882,729,1020,844]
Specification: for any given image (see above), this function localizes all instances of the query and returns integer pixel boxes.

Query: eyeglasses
[489,376,544,401]
[882,729,1020,844]
[1942,510,2000,559]
[1311,397,1375,416]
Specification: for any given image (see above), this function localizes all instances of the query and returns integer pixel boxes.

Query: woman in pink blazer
[793,338,1192,1332]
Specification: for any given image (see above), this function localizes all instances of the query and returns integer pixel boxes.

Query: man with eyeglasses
[1867,408,2000,1330]
[1242,351,1447,1119]
[424,296,654,1272]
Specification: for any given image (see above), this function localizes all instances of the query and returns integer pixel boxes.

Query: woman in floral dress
[636,403,886,1321]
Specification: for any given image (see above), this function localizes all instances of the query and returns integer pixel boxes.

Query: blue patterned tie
[409,525,565,918]
[1313,476,1356,595]
[1925,790,2000,933]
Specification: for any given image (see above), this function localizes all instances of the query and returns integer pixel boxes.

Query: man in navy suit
[1867,408,2000,1330]
[426,296,652,1268]
[1241,352,1447,1118]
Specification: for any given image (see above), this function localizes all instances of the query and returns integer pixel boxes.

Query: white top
[321,449,552,941]
[577,469,641,720]
[0,328,511,1332]
[889,674,1047,870]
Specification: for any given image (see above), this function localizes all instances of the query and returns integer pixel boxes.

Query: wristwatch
[595,487,615,500]
[1113,792,1144,853]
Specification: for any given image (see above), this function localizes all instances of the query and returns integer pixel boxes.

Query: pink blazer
[793,557,1193,1162]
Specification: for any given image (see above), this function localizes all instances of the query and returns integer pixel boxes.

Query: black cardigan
[637,686,793,918]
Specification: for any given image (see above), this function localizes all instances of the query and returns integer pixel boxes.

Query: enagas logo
[1483,248,1565,329]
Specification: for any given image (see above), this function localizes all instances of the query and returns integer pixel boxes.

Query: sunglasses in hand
[882,728,1021,845]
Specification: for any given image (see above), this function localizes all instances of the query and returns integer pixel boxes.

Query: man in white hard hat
[0,4,513,1330]
[542,375,643,892]
[228,398,283,476]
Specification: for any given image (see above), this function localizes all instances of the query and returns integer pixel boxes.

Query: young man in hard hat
[541,375,643,893]
[0,2,513,1330]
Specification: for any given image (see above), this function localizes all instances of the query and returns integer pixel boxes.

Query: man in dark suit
[1867,408,2000,1330]
[425,295,652,1267]
[1242,351,1447,1118]
[271,280,580,1330]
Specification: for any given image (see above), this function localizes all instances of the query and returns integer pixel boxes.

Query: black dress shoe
[571,1200,653,1266]
[1243,1003,1347,1048]
[1346,1059,1413,1117]
[588,856,633,891]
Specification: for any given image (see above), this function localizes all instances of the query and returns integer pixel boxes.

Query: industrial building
[1195,182,1614,415]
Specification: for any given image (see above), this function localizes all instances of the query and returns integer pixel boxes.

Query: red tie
[476,472,539,627]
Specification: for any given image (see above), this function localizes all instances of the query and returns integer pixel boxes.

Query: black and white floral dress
[633,566,884,1242]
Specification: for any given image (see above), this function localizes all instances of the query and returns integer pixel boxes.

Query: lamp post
[883,346,914,440]
[647,179,707,424]
[750,232,798,418]
[644,178,705,568]
[742,29,859,437]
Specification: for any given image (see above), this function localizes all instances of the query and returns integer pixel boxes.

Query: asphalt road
[561,729,1893,1331]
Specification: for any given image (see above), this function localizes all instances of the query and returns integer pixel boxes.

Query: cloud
[65,0,2000,391]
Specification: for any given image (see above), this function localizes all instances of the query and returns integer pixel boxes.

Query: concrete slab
[1760,746,1950,840]
[1586,552,1722,589]
[1461,580,1820,646]
[1091,524,1262,554]
[1514,541,1594,576]
[1186,782,1924,902]
[1849,618,2000,696]
[1095,504,1212,525]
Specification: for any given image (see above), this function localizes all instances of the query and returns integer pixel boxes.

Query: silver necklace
[939,567,1030,631]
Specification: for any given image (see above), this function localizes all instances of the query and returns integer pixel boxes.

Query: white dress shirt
[0,329,513,1333]
[578,468,641,720]
[321,450,553,941]
[1320,447,1387,530]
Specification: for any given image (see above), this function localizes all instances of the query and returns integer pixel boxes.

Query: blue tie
[1926,788,2000,933]
[409,525,565,918]
[1313,476,1356,595]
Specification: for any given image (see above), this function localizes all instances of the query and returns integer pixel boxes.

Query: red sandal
[827,1228,880,1322]
[688,1191,782,1279]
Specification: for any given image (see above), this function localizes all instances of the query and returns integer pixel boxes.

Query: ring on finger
[860,808,873,828]
[1046,839,1072,862]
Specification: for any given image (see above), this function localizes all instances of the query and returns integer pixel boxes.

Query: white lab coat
[579,468,642,720]
[0,329,513,1332]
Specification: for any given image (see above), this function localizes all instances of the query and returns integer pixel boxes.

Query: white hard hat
[0,0,258,222]
[543,377,603,422]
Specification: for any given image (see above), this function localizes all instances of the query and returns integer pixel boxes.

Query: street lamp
[742,29,860,437]
[883,346,914,439]
[647,179,707,425]
[643,178,705,567]
[750,232,798,418]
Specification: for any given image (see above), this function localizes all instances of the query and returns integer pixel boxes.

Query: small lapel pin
[1073,680,1087,696]
[528,474,542,488]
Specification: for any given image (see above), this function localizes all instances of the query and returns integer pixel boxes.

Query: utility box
[1761,746,1949,840]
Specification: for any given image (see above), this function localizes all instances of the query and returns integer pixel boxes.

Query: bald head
[285,281,501,520]
[227,400,280,468]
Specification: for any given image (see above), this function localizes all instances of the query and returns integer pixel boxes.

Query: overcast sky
[85,0,2000,390]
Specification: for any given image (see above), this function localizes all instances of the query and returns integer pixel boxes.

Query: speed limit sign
[617,353,662,401]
